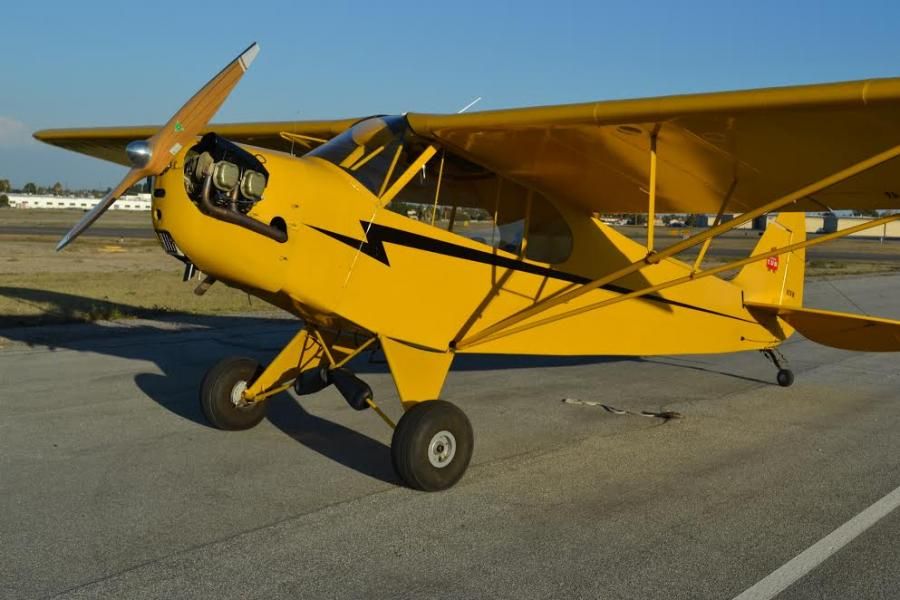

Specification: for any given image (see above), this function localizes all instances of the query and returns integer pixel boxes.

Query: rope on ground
[561,397,682,421]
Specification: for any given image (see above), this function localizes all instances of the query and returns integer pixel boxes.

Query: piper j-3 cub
[37,43,900,491]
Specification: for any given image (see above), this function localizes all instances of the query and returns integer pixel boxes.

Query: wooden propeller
[56,42,260,251]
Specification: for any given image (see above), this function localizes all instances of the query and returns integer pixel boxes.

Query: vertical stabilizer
[733,212,806,307]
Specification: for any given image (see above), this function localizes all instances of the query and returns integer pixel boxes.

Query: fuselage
[152,120,788,357]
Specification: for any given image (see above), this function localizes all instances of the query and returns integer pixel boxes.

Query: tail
[732,212,806,307]
[737,212,900,352]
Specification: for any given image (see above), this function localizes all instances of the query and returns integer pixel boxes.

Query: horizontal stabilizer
[746,302,900,352]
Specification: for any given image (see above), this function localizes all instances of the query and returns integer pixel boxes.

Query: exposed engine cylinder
[184,133,269,214]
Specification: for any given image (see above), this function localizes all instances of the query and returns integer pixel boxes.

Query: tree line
[0,178,148,197]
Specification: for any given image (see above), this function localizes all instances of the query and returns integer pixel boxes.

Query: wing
[33,119,361,166]
[407,78,900,214]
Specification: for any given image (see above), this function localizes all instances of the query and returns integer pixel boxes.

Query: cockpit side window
[314,121,574,265]
[308,116,408,196]
[525,194,573,264]
[387,151,573,264]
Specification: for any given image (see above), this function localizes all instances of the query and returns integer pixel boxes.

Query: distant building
[720,212,898,238]
[691,214,710,227]
[805,212,838,233]
[833,216,900,239]
[751,215,769,230]
[6,193,151,211]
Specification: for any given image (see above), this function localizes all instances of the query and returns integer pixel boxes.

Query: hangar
[4,193,151,211]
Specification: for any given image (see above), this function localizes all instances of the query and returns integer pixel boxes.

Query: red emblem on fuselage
[766,255,780,273]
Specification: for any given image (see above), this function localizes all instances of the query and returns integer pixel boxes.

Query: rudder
[732,212,806,307]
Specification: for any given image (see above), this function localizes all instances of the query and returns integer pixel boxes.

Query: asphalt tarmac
[0,225,157,239]
[1,275,899,599]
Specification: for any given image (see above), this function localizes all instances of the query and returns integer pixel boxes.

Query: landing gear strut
[198,328,474,491]
[761,348,794,387]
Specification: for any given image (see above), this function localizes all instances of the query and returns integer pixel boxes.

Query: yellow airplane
[35,43,900,491]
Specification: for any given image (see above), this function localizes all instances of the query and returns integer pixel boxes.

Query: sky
[4,0,900,188]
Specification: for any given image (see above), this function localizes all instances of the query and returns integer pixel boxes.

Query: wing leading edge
[33,119,360,166]
[34,77,900,215]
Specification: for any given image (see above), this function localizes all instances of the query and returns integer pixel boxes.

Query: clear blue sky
[3,0,900,188]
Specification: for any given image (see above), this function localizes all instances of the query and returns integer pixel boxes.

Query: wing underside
[407,77,900,214]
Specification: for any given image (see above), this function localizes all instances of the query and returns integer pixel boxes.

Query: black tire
[391,400,474,492]
[777,368,795,387]
[200,356,268,430]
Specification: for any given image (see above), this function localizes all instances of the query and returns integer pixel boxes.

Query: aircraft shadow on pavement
[1,287,632,483]
[134,368,400,484]
[351,350,631,374]
[0,287,402,482]
[642,357,772,385]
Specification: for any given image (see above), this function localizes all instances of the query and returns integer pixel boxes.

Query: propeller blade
[143,42,259,173]
[56,42,260,250]
[55,169,144,251]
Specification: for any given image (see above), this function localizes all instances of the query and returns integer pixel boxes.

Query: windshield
[308,115,409,196]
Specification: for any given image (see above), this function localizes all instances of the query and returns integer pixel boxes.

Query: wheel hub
[230,380,249,408]
[427,430,456,468]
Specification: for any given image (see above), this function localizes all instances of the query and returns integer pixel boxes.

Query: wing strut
[692,178,737,274]
[457,213,898,349]
[454,143,900,350]
[646,127,660,252]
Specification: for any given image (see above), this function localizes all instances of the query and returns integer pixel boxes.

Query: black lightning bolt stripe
[310,221,754,323]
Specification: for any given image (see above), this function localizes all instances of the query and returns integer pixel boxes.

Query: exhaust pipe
[199,174,287,243]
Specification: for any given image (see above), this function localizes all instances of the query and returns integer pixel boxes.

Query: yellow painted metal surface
[146,139,899,401]
[733,212,806,308]
[408,78,900,214]
[37,77,900,214]
[37,74,900,406]
[746,303,900,352]
[646,132,658,252]
[243,328,321,401]
[153,145,786,359]
[452,170,844,350]
[379,337,454,406]
[452,217,780,355]
[34,119,358,166]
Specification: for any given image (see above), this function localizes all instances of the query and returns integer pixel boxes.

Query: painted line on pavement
[732,483,900,600]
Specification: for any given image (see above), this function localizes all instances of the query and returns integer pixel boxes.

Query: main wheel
[200,356,268,430]
[391,400,474,492]
[777,368,795,387]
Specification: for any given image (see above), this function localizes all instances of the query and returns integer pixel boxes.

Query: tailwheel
[391,400,474,492]
[761,348,795,388]
[776,368,795,387]
[200,356,268,430]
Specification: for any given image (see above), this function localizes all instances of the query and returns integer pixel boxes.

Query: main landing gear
[761,348,794,387]
[391,400,473,492]
[200,356,268,430]
[198,329,472,492]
